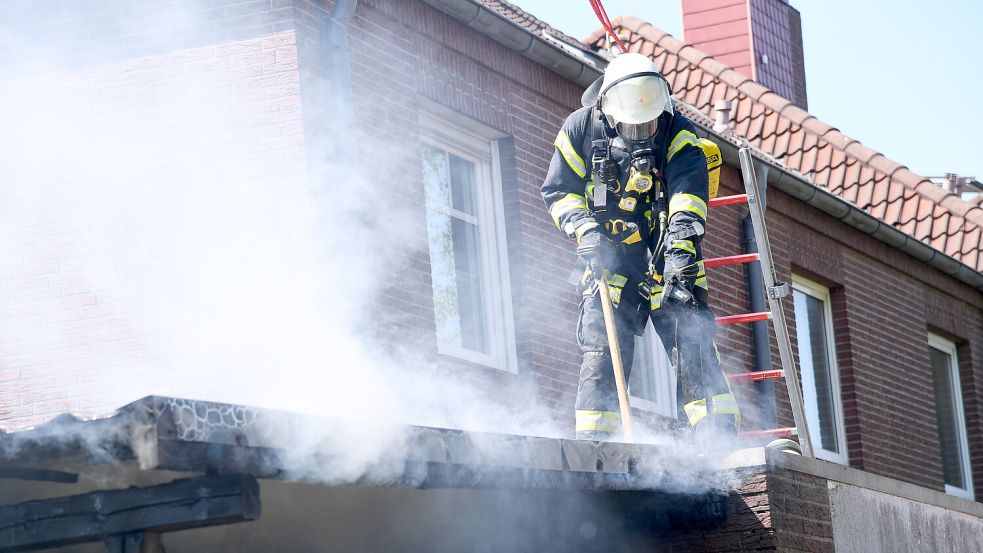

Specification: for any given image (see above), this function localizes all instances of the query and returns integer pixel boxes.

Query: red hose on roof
[589,0,627,53]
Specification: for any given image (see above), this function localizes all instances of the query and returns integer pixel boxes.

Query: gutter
[419,0,604,87]
[422,0,982,292]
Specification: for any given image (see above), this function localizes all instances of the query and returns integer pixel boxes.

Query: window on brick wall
[792,276,848,464]
[419,112,517,373]
[629,323,675,417]
[928,333,973,500]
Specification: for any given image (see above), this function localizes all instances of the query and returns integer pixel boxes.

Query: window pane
[422,145,452,210]
[449,154,477,216]
[450,218,487,352]
[422,145,490,355]
[930,346,965,488]
[793,289,840,454]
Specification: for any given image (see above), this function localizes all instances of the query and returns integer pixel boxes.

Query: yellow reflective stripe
[575,221,599,241]
[549,193,588,228]
[650,285,664,310]
[669,193,708,221]
[607,274,627,288]
[586,182,595,201]
[609,287,622,304]
[575,410,620,433]
[667,129,700,163]
[554,130,587,178]
[621,229,643,244]
[607,274,626,304]
[671,239,696,255]
[683,393,741,427]
[695,276,708,289]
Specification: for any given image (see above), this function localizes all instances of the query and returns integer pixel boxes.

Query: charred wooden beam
[0,474,260,552]
[0,468,78,484]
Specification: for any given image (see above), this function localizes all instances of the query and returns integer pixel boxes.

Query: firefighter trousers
[574,281,740,440]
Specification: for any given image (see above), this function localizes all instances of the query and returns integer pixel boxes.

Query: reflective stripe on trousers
[683,392,742,430]
[575,409,620,434]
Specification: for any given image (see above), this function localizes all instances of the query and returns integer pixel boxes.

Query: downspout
[714,100,778,427]
[742,163,777,428]
[311,0,358,310]
[323,0,358,163]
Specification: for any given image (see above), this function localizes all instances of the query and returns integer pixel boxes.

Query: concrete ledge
[765,448,983,518]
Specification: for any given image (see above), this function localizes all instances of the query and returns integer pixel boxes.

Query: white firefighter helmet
[598,52,673,141]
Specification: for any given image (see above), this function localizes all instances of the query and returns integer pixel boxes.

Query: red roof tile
[814,166,832,188]
[760,110,780,140]
[829,147,847,171]
[841,180,861,205]
[842,161,862,188]
[883,192,904,223]
[827,162,847,189]
[815,145,833,173]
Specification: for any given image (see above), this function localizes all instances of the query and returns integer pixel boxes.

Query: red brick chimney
[681,0,808,109]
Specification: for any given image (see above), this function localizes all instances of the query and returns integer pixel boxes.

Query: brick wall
[768,467,835,552]
[658,465,834,552]
[0,1,308,427]
[768,187,983,492]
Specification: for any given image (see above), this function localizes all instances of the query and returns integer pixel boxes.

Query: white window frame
[629,322,675,417]
[792,275,848,465]
[928,333,974,500]
[418,111,518,373]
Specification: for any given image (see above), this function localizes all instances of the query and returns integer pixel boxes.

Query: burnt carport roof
[0,396,789,552]
[0,396,734,493]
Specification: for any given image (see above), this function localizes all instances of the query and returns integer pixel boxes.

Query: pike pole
[592,261,633,441]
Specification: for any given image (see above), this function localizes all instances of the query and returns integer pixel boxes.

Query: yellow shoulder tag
[699,138,722,199]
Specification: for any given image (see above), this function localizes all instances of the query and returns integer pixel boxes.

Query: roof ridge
[608,15,983,230]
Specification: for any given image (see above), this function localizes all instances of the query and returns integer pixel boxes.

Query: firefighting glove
[660,251,699,307]
[637,268,658,301]
[576,228,615,271]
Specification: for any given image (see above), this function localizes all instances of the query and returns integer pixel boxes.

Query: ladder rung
[708,194,748,208]
[703,253,760,268]
[740,427,797,439]
[726,369,785,383]
[715,311,771,325]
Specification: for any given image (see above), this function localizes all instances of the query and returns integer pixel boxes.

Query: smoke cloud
[0,0,738,500]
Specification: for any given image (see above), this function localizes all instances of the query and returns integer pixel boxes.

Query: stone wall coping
[717,447,983,518]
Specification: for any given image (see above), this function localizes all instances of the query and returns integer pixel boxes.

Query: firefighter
[541,52,740,440]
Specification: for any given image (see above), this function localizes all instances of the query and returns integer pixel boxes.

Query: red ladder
[703,147,814,457]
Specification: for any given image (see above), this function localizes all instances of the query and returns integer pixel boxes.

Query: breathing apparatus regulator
[620,146,656,214]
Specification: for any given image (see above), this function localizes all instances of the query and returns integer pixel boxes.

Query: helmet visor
[616,118,661,141]
[600,75,672,126]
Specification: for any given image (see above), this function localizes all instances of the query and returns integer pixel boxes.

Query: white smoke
[0,1,741,496]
